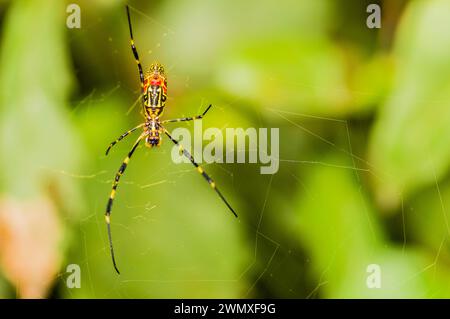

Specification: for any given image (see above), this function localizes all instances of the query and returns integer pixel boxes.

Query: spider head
[145,135,160,147]
[143,62,167,109]
[145,128,161,147]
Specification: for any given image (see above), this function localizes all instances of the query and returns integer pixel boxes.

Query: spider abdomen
[145,105,165,119]
[143,63,167,119]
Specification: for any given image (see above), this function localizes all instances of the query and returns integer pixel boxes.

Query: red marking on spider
[150,78,162,86]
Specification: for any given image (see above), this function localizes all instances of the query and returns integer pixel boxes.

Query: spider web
[48,4,450,299]
[54,90,448,298]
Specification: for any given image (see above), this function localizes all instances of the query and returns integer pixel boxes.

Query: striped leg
[162,104,212,124]
[162,126,237,218]
[105,123,145,155]
[105,133,145,274]
[126,5,144,88]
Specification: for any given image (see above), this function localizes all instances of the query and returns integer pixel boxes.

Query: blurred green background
[0,0,449,298]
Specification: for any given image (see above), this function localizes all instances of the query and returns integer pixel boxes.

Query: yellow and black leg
[105,133,145,274]
[105,123,145,155]
[126,5,144,88]
[162,126,237,218]
[162,104,212,124]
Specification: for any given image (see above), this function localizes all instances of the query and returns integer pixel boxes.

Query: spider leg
[105,133,146,274]
[161,125,237,218]
[105,123,145,155]
[161,104,212,124]
[126,5,144,89]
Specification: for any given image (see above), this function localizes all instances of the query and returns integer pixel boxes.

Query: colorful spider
[104,6,237,274]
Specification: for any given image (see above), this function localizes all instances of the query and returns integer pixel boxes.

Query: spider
[104,6,237,274]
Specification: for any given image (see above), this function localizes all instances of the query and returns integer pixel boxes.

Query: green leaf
[369,0,450,209]
[0,0,83,202]
[291,157,449,297]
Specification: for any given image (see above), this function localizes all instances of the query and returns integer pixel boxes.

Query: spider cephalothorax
[103,6,237,275]
[144,119,161,147]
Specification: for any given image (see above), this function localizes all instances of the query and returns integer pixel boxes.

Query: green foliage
[0,0,83,203]
[369,0,450,208]
[0,0,449,298]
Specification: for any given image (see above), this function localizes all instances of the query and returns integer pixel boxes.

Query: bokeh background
[0,0,450,298]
